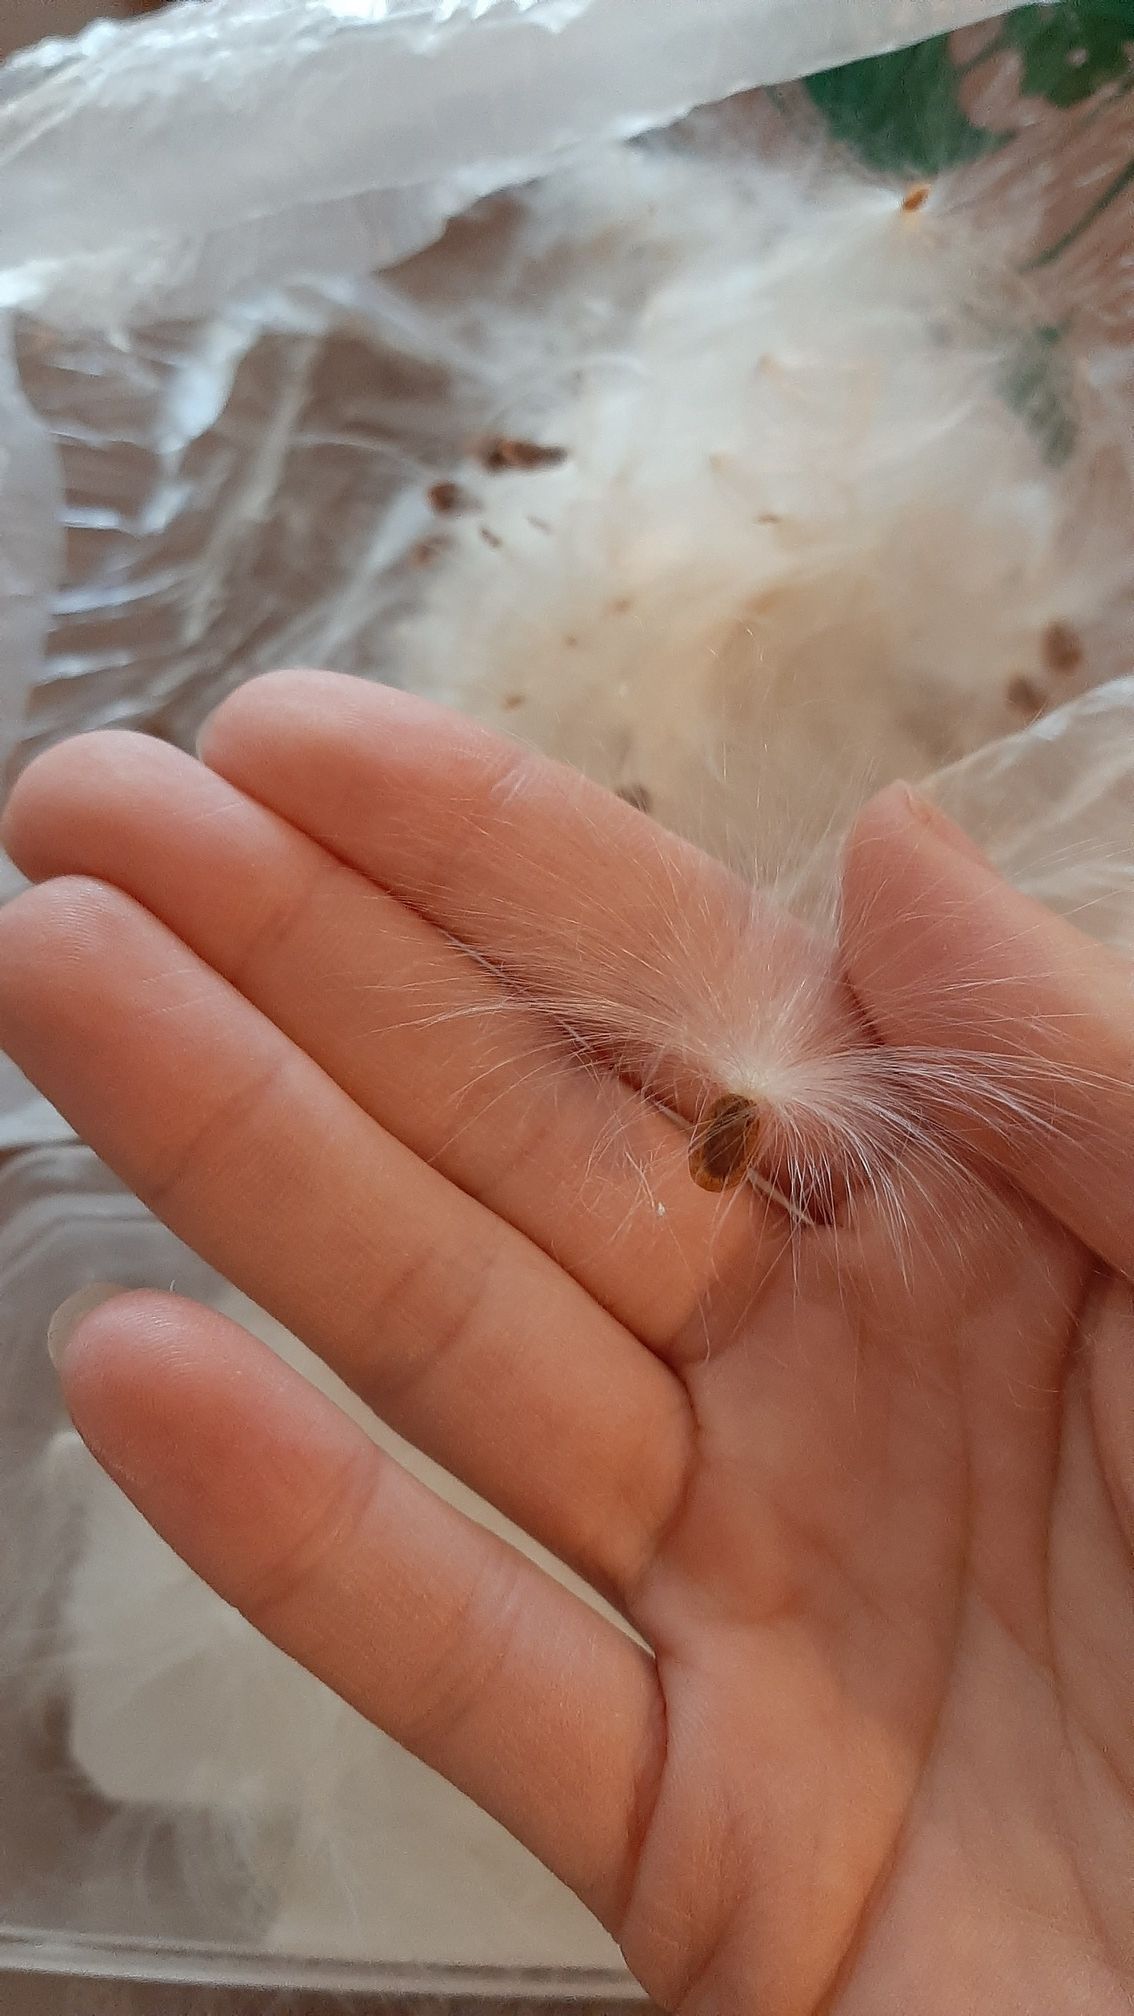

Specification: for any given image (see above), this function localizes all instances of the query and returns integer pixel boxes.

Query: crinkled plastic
[0,0,1027,330]
[0,1,1132,1996]
[0,0,1131,995]
[0,0,1059,1149]
[0,0,1028,764]
[934,675,1134,960]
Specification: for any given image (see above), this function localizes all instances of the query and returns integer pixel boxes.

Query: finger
[3,730,748,1345]
[54,1290,662,1923]
[0,878,692,1599]
[196,671,857,1130]
[1088,1273,1134,1560]
[841,782,1134,1279]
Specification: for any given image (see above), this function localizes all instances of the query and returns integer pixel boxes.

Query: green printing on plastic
[1001,323,1078,464]
[803,36,1007,175]
[804,2,1133,171]
[803,2,1134,459]
[999,1,1134,109]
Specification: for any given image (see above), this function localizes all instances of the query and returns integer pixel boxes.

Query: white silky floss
[396,147,1132,880]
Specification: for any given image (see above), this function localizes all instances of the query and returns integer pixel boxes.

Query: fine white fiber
[394,143,1133,885]
[361,138,1133,1238]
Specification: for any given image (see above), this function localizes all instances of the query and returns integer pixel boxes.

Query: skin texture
[0,669,1132,2016]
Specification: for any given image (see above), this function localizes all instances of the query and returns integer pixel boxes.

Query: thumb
[841,782,1134,1281]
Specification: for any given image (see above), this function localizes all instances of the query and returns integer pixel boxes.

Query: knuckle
[145,1051,289,1210]
[399,1550,526,1753]
[360,1237,498,1414]
[232,1443,379,1632]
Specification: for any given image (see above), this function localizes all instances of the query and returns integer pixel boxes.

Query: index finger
[198,670,863,1182]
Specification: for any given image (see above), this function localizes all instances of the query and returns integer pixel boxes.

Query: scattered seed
[428,480,472,515]
[689,1094,764,1193]
[1007,674,1046,718]
[410,537,443,567]
[1042,620,1084,675]
[479,437,568,473]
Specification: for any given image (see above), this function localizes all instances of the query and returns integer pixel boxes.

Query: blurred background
[1,0,162,61]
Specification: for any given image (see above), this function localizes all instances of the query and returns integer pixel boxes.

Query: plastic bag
[0,0,1030,777]
[1,0,1133,1991]
[0,0,1071,1149]
[1,0,1130,829]
[0,2,1129,1067]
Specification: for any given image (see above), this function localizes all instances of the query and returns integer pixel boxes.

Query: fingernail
[898,784,991,868]
[47,1283,122,1372]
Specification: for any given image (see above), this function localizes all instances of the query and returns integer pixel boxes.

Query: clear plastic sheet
[0,0,1065,1153]
[0,18,1130,1091]
[0,1145,640,1994]
[0,0,1028,328]
[933,674,1134,960]
[0,1,1132,1995]
[0,0,1031,789]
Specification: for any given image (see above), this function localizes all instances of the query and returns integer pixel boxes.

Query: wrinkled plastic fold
[0,0,1027,326]
[934,675,1134,960]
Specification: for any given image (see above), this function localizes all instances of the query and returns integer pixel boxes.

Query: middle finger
[0,874,693,1602]
[3,731,769,1348]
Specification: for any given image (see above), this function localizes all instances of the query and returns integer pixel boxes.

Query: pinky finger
[51,1289,664,1926]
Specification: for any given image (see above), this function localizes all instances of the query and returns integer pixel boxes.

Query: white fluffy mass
[395,144,1132,879]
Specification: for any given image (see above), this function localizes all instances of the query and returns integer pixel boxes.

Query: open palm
[1,671,1131,2016]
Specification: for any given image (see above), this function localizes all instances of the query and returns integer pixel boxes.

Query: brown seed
[428,480,472,516]
[1007,674,1046,718]
[479,436,569,473]
[688,1094,764,1193]
[1042,620,1084,675]
[615,781,653,814]
[409,537,443,568]
[902,183,931,213]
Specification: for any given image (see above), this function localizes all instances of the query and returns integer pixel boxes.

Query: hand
[1,671,1131,2016]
